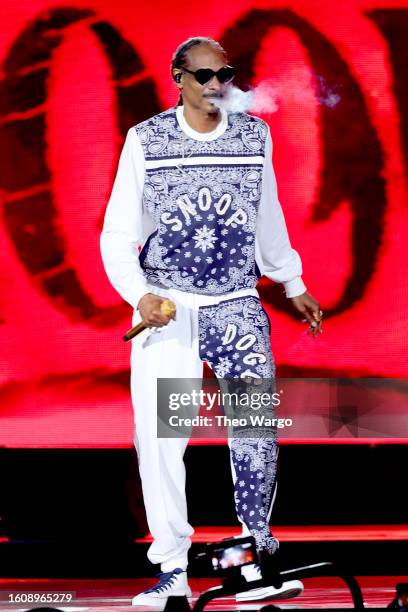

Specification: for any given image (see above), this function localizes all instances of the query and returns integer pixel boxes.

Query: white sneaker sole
[131,594,193,608]
[236,579,304,602]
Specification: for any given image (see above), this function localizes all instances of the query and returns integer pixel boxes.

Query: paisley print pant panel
[198,295,279,553]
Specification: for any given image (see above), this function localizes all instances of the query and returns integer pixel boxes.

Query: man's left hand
[290,291,323,337]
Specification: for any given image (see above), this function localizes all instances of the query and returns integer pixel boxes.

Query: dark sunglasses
[181,65,236,86]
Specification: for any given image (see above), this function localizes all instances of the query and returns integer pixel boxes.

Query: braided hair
[171,37,227,106]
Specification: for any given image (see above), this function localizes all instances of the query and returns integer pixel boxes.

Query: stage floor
[0,576,405,610]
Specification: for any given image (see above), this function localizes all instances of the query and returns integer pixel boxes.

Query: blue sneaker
[131,568,192,608]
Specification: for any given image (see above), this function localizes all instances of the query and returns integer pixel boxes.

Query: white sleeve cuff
[284,277,307,298]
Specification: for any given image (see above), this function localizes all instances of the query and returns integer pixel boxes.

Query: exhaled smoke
[213,69,340,114]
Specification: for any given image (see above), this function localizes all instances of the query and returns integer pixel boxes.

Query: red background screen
[0,0,407,446]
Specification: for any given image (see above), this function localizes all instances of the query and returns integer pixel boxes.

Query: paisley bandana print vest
[135,108,267,294]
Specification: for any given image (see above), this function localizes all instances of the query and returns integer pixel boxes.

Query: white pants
[130,284,277,572]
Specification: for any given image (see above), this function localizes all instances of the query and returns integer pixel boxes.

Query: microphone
[123,299,176,342]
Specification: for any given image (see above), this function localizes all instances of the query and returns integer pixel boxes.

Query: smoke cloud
[213,68,340,114]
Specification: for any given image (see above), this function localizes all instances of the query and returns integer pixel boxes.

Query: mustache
[203,93,224,99]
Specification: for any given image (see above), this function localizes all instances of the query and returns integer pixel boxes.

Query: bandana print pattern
[198,296,278,552]
[135,108,267,295]
[136,108,267,158]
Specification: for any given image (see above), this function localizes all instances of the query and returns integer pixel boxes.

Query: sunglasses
[181,65,236,86]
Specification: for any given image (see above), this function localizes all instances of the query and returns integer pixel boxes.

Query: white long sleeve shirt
[100,106,306,308]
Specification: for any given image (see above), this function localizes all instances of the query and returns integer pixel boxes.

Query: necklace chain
[177,117,194,174]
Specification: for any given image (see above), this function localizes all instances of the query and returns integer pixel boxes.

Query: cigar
[123,299,176,342]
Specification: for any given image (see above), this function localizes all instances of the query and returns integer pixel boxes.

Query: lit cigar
[123,299,176,342]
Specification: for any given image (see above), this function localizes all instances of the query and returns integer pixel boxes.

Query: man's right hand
[137,293,176,328]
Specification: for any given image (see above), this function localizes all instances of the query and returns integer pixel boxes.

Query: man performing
[100,36,322,608]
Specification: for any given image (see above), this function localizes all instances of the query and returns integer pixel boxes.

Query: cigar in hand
[123,299,176,342]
